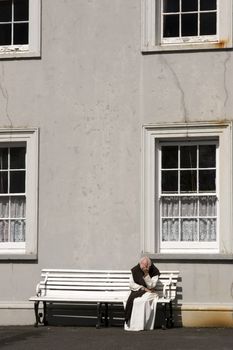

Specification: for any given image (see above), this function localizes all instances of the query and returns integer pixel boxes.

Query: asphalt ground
[0,326,232,350]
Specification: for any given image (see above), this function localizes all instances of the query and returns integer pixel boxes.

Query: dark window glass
[162,171,178,193]
[199,170,215,192]
[10,147,25,169]
[13,23,28,44]
[0,148,8,169]
[14,0,29,21]
[182,0,198,12]
[0,172,8,193]
[180,170,197,192]
[199,145,216,168]
[180,146,197,168]
[0,0,12,22]
[200,13,216,35]
[162,146,178,169]
[10,171,25,193]
[163,15,179,37]
[200,0,216,11]
[163,0,179,13]
[182,14,198,36]
[0,24,11,45]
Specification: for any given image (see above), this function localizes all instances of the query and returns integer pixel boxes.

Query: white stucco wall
[0,0,232,325]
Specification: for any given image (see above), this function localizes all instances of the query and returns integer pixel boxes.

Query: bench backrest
[36,269,179,301]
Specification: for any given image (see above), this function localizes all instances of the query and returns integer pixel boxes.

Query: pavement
[0,326,232,350]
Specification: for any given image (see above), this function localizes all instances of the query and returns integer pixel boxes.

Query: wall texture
[0,0,232,326]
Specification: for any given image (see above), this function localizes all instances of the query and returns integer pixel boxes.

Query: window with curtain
[0,129,38,258]
[159,141,218,251]
[0,145,26,244]
[142,123,232,256]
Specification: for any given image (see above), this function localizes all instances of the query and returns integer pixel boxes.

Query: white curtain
[0,220,8,242]
[162,219,179,241]
[0,196,26,242]
[10,220,26,242]
[162,196,217,242]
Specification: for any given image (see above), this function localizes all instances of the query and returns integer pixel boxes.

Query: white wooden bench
[29,269,179,328]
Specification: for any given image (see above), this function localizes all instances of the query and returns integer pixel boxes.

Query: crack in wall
[223,51,231,113]
[160,56,188,124]
[0,63,12,127]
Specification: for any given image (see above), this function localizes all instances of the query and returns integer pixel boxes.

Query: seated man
[124,256,160,331]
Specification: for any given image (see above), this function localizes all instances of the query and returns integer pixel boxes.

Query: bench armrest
[162,274,173,299]
[36,282,41,296]
[36,272,49,297]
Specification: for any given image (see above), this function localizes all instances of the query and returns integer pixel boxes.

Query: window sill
[0,253,37,261]
[142,41,232,53]
[0,50,41,59]
[147,253,233,262]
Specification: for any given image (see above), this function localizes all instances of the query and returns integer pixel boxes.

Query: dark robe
[125,263,160,323]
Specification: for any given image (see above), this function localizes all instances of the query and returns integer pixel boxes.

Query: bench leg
[34,301,40,327]
[96,302,102,329]
[43,302,48,326]
[34,301,48,327]
[168,301,174,328]
[104,303,109,327]
[161,303,167,330]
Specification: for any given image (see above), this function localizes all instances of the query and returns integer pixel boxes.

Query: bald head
[139,256,152,273]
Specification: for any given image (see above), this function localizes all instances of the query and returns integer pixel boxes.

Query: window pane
[199,145,216,168]
[182,0,198,12]
[200,13,216,35]
[10,147,25,169]
[181,196,198,216]
[14,0,29,21]
[162,219,179,241]
[0,172,8,193]
[0,24,11,45]
[199,170,215,192]
[0,0,12,22]
[163,15,179,37]
[162,171,178,193]
[200,0,216,11]
[162,146,178,168]
[13,23,28,44]
[181,219,197,241]
[0,197,9,217]
[10,196,26,218]
[199,196,216,216]
[180,146,197,168]
[0,220,8,241]
[180,170,197,192]
[10,171,25,193]
[10,220,25,242]
[182,14,198,36]
[199,218,216,241]
[162,197,179,217]
[0,148,8,169]
[163,0,179,13]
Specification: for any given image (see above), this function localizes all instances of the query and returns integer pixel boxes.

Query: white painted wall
[0,0,232,325]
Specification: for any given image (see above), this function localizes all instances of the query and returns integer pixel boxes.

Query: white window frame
[142,122,232,255]
[158,140,219,252]
[141,0,233,52]
[0,128,38,258]
[0,0,41,59]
